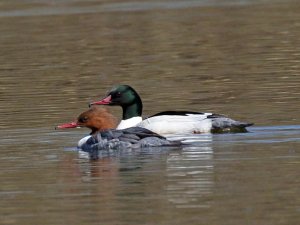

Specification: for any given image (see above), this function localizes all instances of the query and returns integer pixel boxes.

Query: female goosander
[56,107,180,159]
[89,85,253,135]
[56,107,118,147]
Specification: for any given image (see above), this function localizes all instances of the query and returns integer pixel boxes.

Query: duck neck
[90,128,98,135]
[122,99,143,120]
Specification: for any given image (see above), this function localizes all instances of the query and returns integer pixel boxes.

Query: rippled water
[1,1,300,224]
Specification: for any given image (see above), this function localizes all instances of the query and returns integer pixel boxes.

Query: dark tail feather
[211,118,254,133]
[236,122,254,128]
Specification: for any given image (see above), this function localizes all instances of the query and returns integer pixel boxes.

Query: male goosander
[56,107,180,159]
[89,85,253,135]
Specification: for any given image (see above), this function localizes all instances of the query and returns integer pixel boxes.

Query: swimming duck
[89,85,253,134]
[56,107,180,159]
[56,107,118,148]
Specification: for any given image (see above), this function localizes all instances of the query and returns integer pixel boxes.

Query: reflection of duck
[89,85,253,135]
[56,107,181,159]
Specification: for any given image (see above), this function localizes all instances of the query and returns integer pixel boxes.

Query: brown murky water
[1,1,300,224]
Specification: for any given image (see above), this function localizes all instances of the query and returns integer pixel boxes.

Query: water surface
[0,0,300,224]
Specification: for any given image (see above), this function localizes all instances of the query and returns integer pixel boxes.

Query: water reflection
[54,130,214,211]
[68,125,300,212]
[166,145,214,208]
[1,124,300,224]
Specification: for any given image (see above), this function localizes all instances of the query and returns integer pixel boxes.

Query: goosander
[89,85,253,135]
[56,107,118,148]
[56,107,180,159]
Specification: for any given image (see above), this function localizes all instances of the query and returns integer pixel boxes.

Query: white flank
[116,116,143,129]
[137,113,213,135]
[77,135,92,148]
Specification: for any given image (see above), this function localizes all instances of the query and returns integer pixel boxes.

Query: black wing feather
[149,111,204,117]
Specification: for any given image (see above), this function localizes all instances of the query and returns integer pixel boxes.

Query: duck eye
[115,92,121,97]
[79,116,88,123]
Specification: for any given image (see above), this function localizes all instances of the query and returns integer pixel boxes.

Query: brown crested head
[77,106,118,134]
